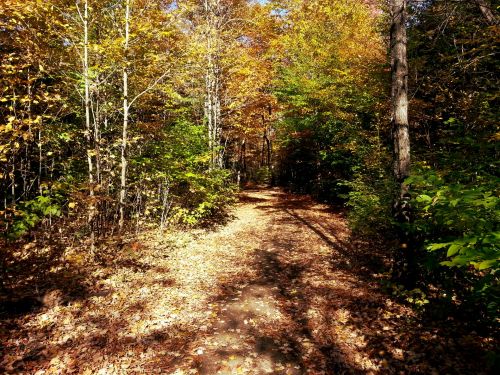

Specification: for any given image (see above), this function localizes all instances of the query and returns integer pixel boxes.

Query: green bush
[131,119,236,227]
[408,166,499,271]
[4,193,64,239]
[251,166,272,185]
[408,164,499,317]
[170,168,236,226]
[344,172,394,236]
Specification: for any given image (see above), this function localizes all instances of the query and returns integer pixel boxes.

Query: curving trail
[1,189,490,374]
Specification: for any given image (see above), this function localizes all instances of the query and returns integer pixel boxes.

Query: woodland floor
[0,188,496,374]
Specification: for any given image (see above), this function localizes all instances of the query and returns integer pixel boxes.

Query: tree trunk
[38,129,42,195]
[241,138,246,176]
[81,0,95,249]
[266,134,271,167]
[261,133,266,167]
[390,0,414,287]
[204,0,223,170]
[215,70,223,168]
[391,0,410,185]
[83,0,94,200]
[119,0,130,231]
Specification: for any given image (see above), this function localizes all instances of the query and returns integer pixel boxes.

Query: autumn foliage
[0,0,498,373]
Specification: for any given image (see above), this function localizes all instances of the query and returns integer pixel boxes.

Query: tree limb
[127,70,170,110]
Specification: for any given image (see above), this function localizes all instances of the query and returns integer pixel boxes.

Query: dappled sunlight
[1,188,493,374]
[1,0,496,372]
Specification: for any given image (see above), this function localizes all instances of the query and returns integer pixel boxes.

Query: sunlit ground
[1,189,493,374]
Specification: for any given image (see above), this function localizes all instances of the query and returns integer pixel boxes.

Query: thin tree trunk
[83,0,94,197]
[81,0,95,249]
[93,86,101,185]
[11,156,15,204]
[266,135,271,167]
[38,128,42,195]
[260,115,266,167]
[215,70,223,168]
[25,67,32,197]
[160,178,171,231]
[204,0,223,169]
[390,0,414,287]
[242,139,246,175]
[119,0,130,231]
[204,0,213,168]
[261,135,266,167]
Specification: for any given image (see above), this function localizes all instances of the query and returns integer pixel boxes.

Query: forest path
[2,188,488,374]
[189,188,384,374]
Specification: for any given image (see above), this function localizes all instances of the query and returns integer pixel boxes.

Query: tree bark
[119,0,130,231]
[78,0,95,249]
[83,0,94,196]
[204,0,223,169]
[391,0,410,185]
[240,138,246,175]
[266,134,271,167]
[390,0,414,286]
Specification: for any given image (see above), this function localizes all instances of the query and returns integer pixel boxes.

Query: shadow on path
[196,189,493,374]
[1,188,494,374]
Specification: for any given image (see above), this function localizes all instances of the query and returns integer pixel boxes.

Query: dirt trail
[193,188,379,374]
[1,189,491,374]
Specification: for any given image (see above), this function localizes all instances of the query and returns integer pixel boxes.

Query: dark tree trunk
[391,0,410,184]
[266,136,271,167]
[240,139,247,174]
[261,131,266,167]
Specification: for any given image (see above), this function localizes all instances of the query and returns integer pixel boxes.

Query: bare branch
[127,70,170,110]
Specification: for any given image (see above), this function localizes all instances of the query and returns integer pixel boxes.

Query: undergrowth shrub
[251,166,272,185]
[131,119,237,228]
[343,170,395,236]
[170,168,236,226]
[1,192,65,239]
[409,163,499,320]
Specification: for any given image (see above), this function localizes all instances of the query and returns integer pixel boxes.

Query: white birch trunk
[83,0,94,195]
[119,0,130,231]
[81,0,95,249]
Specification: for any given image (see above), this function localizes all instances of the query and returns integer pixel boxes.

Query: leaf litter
[0,188,496,374]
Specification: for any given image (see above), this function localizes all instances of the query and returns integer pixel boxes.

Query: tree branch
[127,70,170,110]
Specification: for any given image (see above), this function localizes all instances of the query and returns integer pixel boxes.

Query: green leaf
[447,244,461,257]
[428,242,450,251]
[476,260,498,270]
[440,261,454,267]
[416,194,432,203]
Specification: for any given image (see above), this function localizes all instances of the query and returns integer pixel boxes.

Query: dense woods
[0,0,498,373]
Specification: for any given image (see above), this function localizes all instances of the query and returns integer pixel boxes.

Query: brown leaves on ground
[0,188,496,374]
